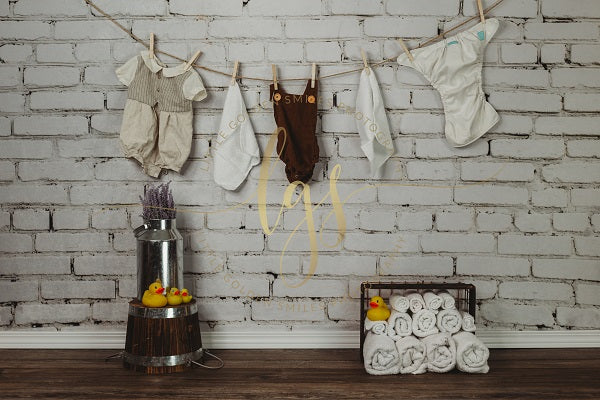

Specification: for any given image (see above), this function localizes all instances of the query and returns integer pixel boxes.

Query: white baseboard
[1,329,599,349]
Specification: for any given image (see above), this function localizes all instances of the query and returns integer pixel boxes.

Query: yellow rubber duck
[180,288,192,304]
[367,296,391,321]
[167,287,183,306]
[142,279,168,308]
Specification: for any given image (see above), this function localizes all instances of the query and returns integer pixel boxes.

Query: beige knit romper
[116,51,207,177]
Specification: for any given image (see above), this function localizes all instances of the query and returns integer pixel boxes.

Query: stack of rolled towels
[363,290,489,375]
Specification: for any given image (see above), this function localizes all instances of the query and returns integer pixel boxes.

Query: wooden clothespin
[149,33,155,59]
[476,0,485,24]
[360,48,370,75]
[311,63,317,88]
[230,60,239,86]
[185,50,202,71]
[397,38,414,62]
[272,64,278,90]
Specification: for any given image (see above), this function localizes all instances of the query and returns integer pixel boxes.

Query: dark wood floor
[1,348,599,399]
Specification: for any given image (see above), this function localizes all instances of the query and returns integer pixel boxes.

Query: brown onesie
[270,80,319,184]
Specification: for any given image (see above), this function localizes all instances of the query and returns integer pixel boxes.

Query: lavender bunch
[139,182,176,220]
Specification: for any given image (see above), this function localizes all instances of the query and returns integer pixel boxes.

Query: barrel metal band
[122,348,203,367]
[128,302,198,318]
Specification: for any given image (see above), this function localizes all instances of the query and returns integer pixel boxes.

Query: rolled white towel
[422,332,456,373]
[412,309,439,338]
[387,310,412,340]
[436,308,463,334]
[389,294,410,313]
[423,291,443,311]
[437,291,456,310]
[395,335,427,374]
[407,292,426,314]
[461,311,476,332]
[453,331,489,373]
[364,317,388,335]
[363,331,401,375]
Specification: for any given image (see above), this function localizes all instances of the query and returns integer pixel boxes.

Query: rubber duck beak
[369,301,378,308]
[156,288,165,294]
[182,293,188,297]
[174,290,180,295]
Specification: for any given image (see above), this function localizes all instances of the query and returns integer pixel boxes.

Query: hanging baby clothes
[213,81,260,190]
[116,50,207,177]
[355,68,395,178]
[397,19,500,147]
[270,81,319,184]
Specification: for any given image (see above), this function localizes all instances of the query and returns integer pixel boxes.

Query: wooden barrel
[123,299,203,374]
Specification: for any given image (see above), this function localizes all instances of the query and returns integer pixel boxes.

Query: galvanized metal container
[133,219,183,301]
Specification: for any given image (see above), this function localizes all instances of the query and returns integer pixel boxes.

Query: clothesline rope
[83,0,505,82]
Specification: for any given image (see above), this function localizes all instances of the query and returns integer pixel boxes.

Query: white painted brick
[0,21,52,40]
[457,256,529,277]
[489,114,534,136]
[461,161,535,182]
[0,256,71,275]
[500,44,537,64]
[499,281,573,301]
[0,280,38,302]
[0,117,10,136]
[0,44,33,62]
[575,236,600,257]
[169,0,242,16]
[228,254,299,275]
[551,68,600,88]
[358,209,396,231]
[252,299,325,321]
[0,307,12,326]
[328,299,360,321]
[306,42,342,62]
[397,211,432,231]
[273,278,346,297]
[191,232,263,252]
[571,44,600,64]
[25,66,80,87]
[484,68,548,88]
[91,0,166,16]
[75,42,111,62]
[55,20,128,40]
[576,284,600,306]
[564,94,600,113]
[415,139,488,158]
[498,234,572,256]
[532,188,568,208]
[30,91,104,111]
[0,211,9,229]
[0,233,33,252]
[0,161,14,181]
[15,304,90,325]
[0,93,25,112]
[195,274,269,297]
[532,259,600,281]
[542,0,600,18]
[481,301,554,326]
[525,23,598,40]
[84,66,121,86]
[52,210,89,230]
[184,252,225,274]
[387,0,459,16]
[35,232,111,252]
[556,307,600,328]
[489,91,562,113]
[210,19,281,39]
[593,214,600,232]
[0,185,68,205]
[206,211,243,230]
[13,209,50,230]
[464,0,538,18]
[571,189,600,207]
[0,66,21,87]
[455,185,528,206]
[540,44,565,64]
[411,89,443,109]
[287,19,361,39]
[18,161,94,181]
[514,212,552,233]
[421,233,494,253]
[543,162,600,184]
[303,255,376,276]
[476,212,513,232]
[91,209,128,230]
[197,300,247,322]
[118,278,137,298]
[553,213,590,232]
[36,44,76,63]
[536,117,600,136]
[491,139,564,159]
[41,280,115,299]
[406,161,456,180]
[70,184,139,205]
[331,0,381,15]
[248,0,321,16]
[228,42,264,63]
[14,116,88,136]
[436,210,474,232]
[364,17,438,38]
[399,113,445,134]
[380,255,453,276]
[344,232,418,252]
[90,114,121,134]
[14,0,88,16]
[266,42,304,62]
[92,302,128,322]
[379,186,453,205]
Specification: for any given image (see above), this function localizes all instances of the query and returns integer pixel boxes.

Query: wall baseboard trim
[1,329,599,349]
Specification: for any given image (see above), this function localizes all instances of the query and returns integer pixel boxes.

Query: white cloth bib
[355,68,395,178]
[213,82,260,190]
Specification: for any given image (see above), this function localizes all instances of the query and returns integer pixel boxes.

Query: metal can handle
[133,223,149,237]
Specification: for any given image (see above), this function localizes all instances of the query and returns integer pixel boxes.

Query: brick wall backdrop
[0,0,599,334]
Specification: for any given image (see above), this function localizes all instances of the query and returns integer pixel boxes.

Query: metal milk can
[133,219,183,301]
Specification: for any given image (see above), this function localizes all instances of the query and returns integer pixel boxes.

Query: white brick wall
[0,0,599,333]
